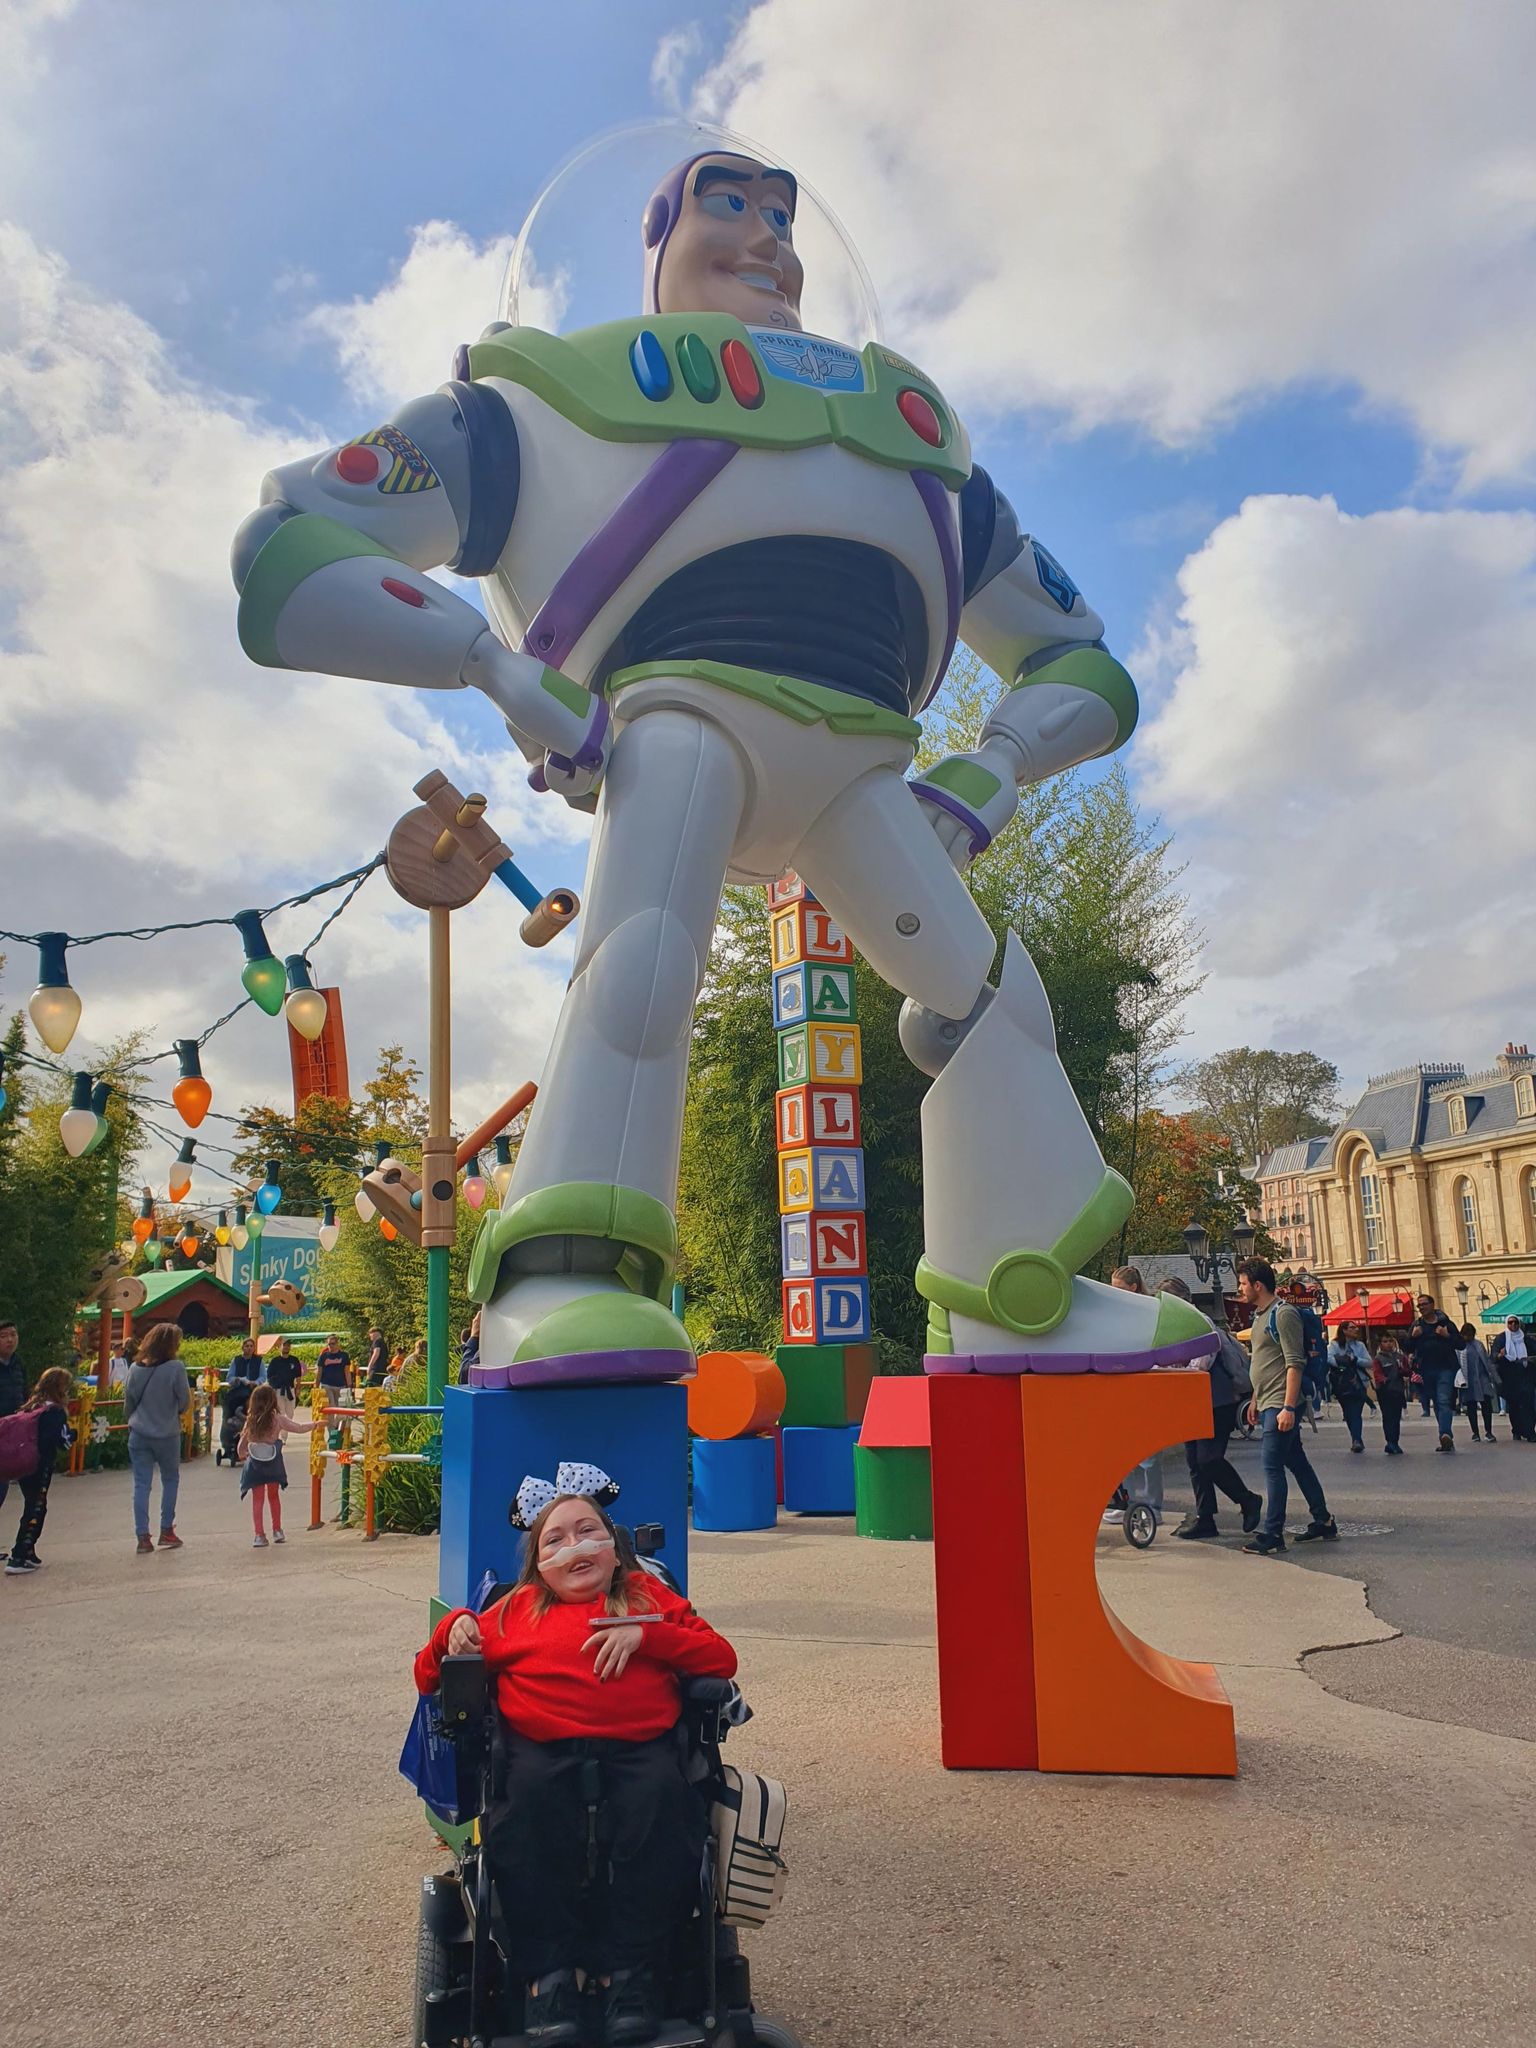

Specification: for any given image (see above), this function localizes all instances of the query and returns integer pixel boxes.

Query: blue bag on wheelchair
[399,1694,468,1823]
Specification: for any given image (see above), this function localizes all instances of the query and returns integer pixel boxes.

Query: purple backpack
[0,1407,43,1483]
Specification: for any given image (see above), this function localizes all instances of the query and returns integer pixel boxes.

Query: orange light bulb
[132,1215,154,1244]
[172,1075,212,1126]
[379,1218,398,1241]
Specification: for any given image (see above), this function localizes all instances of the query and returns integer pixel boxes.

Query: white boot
[916,935,1216,1374]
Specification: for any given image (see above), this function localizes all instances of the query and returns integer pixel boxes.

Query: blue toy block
[810,1147,865,1209]
[781,1423,860,1514]
[814,1275,870,1342]
[771,963,809,1027]
[692,1435,778,1532]
[439,1381,689,1609]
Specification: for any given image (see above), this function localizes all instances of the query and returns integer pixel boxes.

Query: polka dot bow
[511,1461,620,1530]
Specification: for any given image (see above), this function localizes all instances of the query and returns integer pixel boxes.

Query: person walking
[2,1367,76,1575]
[237,1382,316,1547]
[1238,1259,1337,1555]
[108,1336,136,1389]
[362,1326,389,1388]
[1166,1278,1264,1540]
[0,1319,26,1517]
[1372,1333,1409,1454]
[1457,1323,1499,1443]
[1491,1318,1536,1442]
[1327,1322,1376,1453]
[265,1337,301,1416]
[123,1322,191,1553]
[313,1333,352,1431]
[1405,1295,1463,1452]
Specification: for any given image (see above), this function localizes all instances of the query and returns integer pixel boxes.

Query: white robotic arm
[231,388,609,788]
[910,467,1138,867]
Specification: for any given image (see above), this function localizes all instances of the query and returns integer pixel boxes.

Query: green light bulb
[241,955,287,1016]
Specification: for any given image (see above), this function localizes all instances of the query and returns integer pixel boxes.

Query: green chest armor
[467,314,970,491]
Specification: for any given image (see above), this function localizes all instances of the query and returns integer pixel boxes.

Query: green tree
[1175,1047,1342,1164]
[363,1044,429,1145]
[230,1093,367,1214]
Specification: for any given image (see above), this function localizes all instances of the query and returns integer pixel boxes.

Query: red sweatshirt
[414,1576,737,1743]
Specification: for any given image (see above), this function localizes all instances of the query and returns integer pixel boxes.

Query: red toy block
[775,1084,862,1151]
[930,1375,1038,1770]
[858,1374,932,1449]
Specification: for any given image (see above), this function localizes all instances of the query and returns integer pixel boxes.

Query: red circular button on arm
[720,339,763,409]
[897,389,944,446]
[381,577,427,608]
[336,443,381,484]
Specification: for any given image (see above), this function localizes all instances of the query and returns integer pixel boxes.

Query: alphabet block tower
[769,874,876,1511]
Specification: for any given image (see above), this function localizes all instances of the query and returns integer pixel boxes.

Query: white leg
[474,707,748,1384]
[795,769,1215,1373]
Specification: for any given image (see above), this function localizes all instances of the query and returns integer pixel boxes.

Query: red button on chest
[720,339,763,409]
[381,576,427,608]
[336,442,381,484]
[897,389,944,446]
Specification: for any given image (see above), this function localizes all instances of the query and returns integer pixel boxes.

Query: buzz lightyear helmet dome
[500,117,883,347]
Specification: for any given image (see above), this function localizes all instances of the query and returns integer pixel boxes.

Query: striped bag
[712,1765,789,1928]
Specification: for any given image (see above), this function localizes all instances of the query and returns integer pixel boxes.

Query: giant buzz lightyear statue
[233,143,1216,1390]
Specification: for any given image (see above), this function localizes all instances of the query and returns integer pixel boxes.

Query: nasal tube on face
[542,1534,615,1569]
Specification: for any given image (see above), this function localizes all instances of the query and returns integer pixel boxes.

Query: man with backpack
[0,1320,26,1513]
[1164,1278,1265,1541]
[1238,1259,1338,1555]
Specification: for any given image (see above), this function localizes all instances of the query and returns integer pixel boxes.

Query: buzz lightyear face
[653,155,804,330]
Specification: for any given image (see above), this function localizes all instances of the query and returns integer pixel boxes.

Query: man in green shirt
[1239,1259,1337,1555]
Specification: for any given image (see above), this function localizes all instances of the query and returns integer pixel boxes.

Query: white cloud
[1135,494,1536,1081]
[0,224,588,1167]
[695,0,1536,488]
[651,23,705,113]
[0,0,75,92]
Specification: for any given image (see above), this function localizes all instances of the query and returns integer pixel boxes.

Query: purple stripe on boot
[468,1347,698,1390]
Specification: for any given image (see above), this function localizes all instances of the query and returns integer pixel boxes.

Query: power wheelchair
[412,1527,802,2048]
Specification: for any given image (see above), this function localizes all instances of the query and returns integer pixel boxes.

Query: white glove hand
[909,743,1020,871]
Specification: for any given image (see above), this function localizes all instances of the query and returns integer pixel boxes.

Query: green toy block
[775,1341,876,1429]
[855,1445,933,1541]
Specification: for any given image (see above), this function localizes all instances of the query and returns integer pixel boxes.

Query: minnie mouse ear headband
[510,1462,620,1530]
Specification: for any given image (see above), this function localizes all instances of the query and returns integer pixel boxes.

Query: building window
[1458,1178,1479,1256]
[1526,1168,1536,1245]
[1360,1173,1386,1264]
[1449,1096,1467,1135]
[1517,1074,1536,1120]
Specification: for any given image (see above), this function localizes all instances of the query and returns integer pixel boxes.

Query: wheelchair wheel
[746,2020,805,2048]
[413,1901,465,2047]
[1123,1503,1157,1549]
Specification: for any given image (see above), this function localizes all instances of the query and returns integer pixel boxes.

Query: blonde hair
[137,1321,183,1367]
[513,1495,655,1620]
[25,1367,73,1410]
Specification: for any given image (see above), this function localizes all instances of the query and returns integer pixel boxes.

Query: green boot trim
[513,1292,693,1366]
[608,660,922,743]
[926,1303,954,1356]
[1153,1292,1213,1348]
[1010,646,1139,749]
[914,1169,1134,1339]
[237,514,398,670]
[467,1181,678,1306]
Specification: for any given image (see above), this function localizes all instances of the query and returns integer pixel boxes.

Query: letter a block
[929,1371,1237,1777]
[772,963,858,1028]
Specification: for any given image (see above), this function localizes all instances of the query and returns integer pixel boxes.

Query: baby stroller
[216,1378,253,1467]
[412,1524,801,2048]
[1107,1457,1162,1549]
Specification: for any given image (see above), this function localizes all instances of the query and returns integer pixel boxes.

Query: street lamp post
[1455,1280,1470,1327]
[1182,1215,1257,1329]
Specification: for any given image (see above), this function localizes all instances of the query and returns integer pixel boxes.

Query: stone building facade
[1300,1045,1536,1316]
[1252,1137,1329,1266]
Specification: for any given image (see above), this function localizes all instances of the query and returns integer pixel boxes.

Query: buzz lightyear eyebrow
[693,161,798,215]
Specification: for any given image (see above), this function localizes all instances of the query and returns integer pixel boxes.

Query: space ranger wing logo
[355,424,441,494]
[748,328,865,393]
[1031,540,1080,613]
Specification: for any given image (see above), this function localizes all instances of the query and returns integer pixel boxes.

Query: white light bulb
[231,1225,249,1250]
[284,987,329,1042]
[354,1187,376,1222]
[318,1222,339,1252]
[59,1108,98,1158]
[30,984,82,1056]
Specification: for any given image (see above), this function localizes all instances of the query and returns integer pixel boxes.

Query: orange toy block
[688,1350,787,1441]
[930,1369,1237,1778]
[1021,1372,1236,1777]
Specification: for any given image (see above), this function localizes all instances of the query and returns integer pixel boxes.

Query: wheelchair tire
[1123,1503,1157,1549]
[413,1908,463,2047]
[744,2021,804,2048]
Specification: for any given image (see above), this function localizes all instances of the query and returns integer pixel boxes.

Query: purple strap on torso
[910,469,962,712]
[520,439,739,671]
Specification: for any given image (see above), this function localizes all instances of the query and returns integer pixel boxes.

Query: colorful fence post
[768,873,875,1512]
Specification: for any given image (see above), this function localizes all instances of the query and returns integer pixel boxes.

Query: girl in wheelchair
[414,1464,737,2047]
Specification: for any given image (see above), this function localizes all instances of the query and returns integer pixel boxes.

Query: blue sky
[4,0,1536,1200]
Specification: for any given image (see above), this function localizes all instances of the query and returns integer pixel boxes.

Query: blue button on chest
[629,330,673,401]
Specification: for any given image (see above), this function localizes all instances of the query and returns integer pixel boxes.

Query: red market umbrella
[1323,1291,1413,1327]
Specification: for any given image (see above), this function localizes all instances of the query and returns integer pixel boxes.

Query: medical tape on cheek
[542,1535,615,1569]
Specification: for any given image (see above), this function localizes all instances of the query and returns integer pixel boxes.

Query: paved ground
[1,1412,1532,2048]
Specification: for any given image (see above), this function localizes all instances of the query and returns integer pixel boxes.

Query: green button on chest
[674,331,720,403]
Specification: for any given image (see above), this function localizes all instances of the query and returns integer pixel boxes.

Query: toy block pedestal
[781,1422,859,1513]
[930,1371,1236,1777]
[692,1435,778,1532]
[439,1381,689,1609]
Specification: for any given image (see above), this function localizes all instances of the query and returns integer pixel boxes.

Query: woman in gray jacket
[1457,1323,1499,1442]
[123,1321,191,1554]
